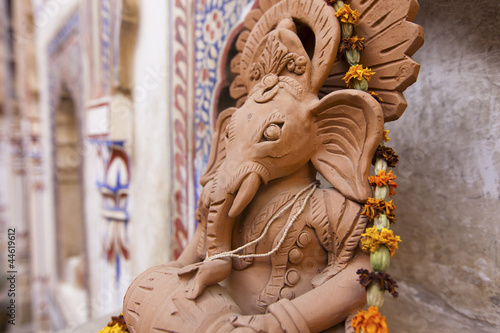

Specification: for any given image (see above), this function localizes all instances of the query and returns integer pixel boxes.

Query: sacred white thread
[205,181,318,262]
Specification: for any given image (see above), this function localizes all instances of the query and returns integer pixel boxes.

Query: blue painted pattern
[194,0,255,202]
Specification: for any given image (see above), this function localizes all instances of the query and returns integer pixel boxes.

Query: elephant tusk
[228,172,261,218]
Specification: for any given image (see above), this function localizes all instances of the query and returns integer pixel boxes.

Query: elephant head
[184,0,383,298]
[199,80,384,258]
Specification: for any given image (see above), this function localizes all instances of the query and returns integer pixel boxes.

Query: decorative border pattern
[100,0,112,94]
[170,0,193,258]
[193,0,255,201]
[169,0,255,258]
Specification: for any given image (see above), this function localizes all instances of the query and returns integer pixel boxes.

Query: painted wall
[129,0,171,277]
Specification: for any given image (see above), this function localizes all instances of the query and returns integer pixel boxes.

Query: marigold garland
[335,4,360,25]
[325,1,400,329]
[356,268,399,298]
[369,170,398,197]
[361,227,401,257]
[342,64,375,88]
[351,306,389,333]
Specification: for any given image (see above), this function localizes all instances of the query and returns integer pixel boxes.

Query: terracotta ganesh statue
[123,0,423,332]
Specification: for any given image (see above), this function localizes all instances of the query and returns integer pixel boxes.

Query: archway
[52,87,89,323]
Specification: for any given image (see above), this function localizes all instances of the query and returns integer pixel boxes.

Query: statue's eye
[262,123,282,141]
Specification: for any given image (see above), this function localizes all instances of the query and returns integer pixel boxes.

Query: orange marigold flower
[383,130,391,142]
[361,198,384,220]
[335,4,360,25]
[384,200,396,223]
[352,306,389,333]
[361,198,396,223]
[369,170,398,197]
[342,64,375,88]
[361,227,401,256]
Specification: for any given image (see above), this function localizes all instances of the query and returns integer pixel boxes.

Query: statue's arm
[285,248,369,331]
[232,249,369,333]
[174,217,206,267]
[286,189,369,331]
[170,193,209,267]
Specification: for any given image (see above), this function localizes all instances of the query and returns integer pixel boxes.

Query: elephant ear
[199,107,236,186]
[311,90,384,203]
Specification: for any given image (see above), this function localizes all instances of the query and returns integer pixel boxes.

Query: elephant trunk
[205,162,269,258]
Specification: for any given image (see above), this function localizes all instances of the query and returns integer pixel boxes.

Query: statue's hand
[231,314,282,333]
[164,260,183,268]
[177,258,232,300]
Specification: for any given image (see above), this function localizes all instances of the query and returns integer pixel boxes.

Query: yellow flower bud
[341,22,353,38]
[346,48,360,66]
[374,157,388,173]
[370,245,391,272]
[333,1,345,12]
[353,77,369,91]
[367,283,385,308]
[374,214,390,230]
[374,185,389,201]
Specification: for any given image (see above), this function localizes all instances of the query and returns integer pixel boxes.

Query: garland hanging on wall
[325,1,402,332]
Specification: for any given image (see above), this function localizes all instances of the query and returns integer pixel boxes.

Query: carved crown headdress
[230,0,424,121]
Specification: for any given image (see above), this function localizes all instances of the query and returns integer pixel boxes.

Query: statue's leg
[123,264,242,333]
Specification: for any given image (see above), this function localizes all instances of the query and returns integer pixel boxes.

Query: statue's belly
[225,225,328,315]
[225,260,272,314]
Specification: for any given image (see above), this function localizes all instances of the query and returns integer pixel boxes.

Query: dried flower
[384,200,396,223]
[361,198,384,221]
[324,0,341,5]
[369,170,398,197]
[369,91,383,103]
[356,269,399,298]
[335,4,360,25]
[361,227,401,257]
[343,64,375,88]
[340,36,365,53]
[383,130,391,142]
[351,306,389,333]
[372,146,399,168]
[99,314,129,333]
[361,198,396,223]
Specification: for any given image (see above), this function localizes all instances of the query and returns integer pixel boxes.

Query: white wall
[129,0,172,277]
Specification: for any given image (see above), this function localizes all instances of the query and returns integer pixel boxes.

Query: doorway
[52,88,89,325]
